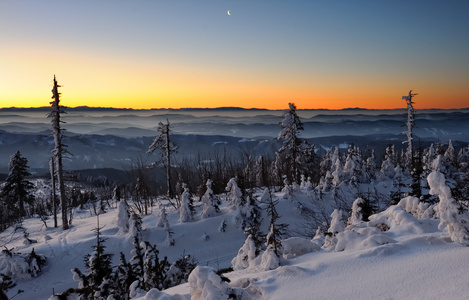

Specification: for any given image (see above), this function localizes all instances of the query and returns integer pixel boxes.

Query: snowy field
[2,176,469,300]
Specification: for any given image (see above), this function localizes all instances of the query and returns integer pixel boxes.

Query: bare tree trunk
[50,157,57,228]
[165,126,172,198]
[50,75,69,230]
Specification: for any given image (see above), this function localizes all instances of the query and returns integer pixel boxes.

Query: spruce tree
[275,103,304,184]
[85,222,114,291]
[0,151,35,220]
[265,192,288,256]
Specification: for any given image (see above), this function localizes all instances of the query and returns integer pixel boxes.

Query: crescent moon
[227,10,231,16]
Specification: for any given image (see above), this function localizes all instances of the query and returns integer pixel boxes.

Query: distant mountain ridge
[2,106,469,112]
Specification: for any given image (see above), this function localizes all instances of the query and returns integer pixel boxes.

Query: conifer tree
[179,183,194,222]
[275,103,304,184]
[85,222,114,291]
[200,179,219,218]
[265,192,288,256]
[0,151,35,221]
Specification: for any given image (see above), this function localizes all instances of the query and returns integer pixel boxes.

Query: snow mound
[281,237,320,259]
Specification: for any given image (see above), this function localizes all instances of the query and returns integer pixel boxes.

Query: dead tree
[147,119,178,199]
[48,75,69,230]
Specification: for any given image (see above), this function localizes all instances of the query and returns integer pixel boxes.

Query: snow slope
[2,187,469,299]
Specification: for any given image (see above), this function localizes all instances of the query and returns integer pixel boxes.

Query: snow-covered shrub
[0,248,45,281]
[156,204,168,228]
[128,212,143,240]
[231,235,259,271]
[348,197,366,226]
[323,209,345,250]
[225,177,243,208]
[180,183,193,223]
[218,219,227,233]
[368,205,435,235]
[201,179,219,219]
[312,226,325,247]
[188,266,231,300]
[165,254,198,288]
[428,170,469,245]
[334,230,396,252]
[280,178,293,201]
[281,237,320,259]
[398,196,434,219]
[117,200,130,234]
[260,246,280,271]
[140,288,186,300]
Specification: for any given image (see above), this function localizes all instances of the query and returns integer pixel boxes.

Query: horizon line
[1,105,468,111]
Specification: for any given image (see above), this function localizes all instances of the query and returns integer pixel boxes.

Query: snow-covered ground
[2,179,469,300]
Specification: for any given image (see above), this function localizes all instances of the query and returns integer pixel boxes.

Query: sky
[1,0,468,110]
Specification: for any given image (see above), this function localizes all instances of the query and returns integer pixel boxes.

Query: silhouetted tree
[148,119,178,199]
[48,75,69,230]
[1,151,35,221]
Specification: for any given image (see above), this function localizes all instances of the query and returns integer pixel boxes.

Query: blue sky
[1,0,468,109]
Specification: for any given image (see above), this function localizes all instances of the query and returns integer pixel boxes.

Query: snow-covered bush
[323,209,345,250]
[312,226,325,247]
[428,170,469,245]
[281,237,320,259]
[226,177,243,208]
[0,248,45,281]
[188,266,231,300]
[201,179,219,219]
[231,235,260,271]
[128,212,143,239]
[398,196,434,219]
[260,246,280,271]
[156,204,168,228]
[348,197,366,226]
[180,183,193,223]
[117,200,130,234]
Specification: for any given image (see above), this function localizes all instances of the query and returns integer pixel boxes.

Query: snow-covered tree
[225,177,244,209]
[147,119,178,198]
[200,179,219,218]
[444,139,456,170]
[0,151,35,222]
[179,183,194,223]
[402,90,417,169]
[364,149,377,181]
[156,203,169,228]
[128,212,143,240]
[380,145,396,179]
[243,193,264,252]
[275,103,305,184]
[343,145,364,185]
[428,170,469,245]
[116,200,130,234]
[69,223,114,298]
[231,234,259,270]
[141,241,170,291]
[323,209,345,250]
[48,75,69,230]
[254,155,269,187]
[265,195,288,256]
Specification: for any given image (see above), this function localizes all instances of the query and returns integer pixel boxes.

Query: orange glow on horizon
[1,44,467,111]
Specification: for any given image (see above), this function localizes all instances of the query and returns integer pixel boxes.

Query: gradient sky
[1,0,468,110]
